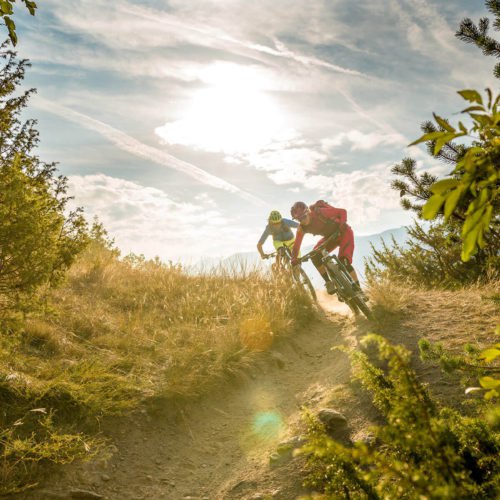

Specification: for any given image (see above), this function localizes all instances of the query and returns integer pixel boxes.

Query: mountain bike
[264,246,317,302]
[298,232,372,319]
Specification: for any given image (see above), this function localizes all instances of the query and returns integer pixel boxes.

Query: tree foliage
[371,87,499,286]
[411,89,500,262]
[0,45,88,310]
[365,221,491,288]
[457,0,500,79]
[0,1,37,46]
[301,336,500,499]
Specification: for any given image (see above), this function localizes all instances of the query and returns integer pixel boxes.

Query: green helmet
[268,210,282,223]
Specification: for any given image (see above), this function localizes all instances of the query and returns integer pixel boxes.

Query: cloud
[304,163,401,227]
[243,146,327,184]
[68,174,246,259]
[34,97,265,206]
[322,129,407,151]
[40,0,369,79]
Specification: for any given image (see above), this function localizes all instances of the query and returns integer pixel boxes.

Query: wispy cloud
[38,0,370,80]
[35,97,265,206]
[67,174,242,259]
[322,129,406,151]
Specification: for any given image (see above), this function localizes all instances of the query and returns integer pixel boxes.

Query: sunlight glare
[156,62,293,155]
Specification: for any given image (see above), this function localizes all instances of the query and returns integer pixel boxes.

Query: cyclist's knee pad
[340,257,354,272]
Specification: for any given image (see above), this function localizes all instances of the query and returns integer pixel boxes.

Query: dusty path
[25,297,369,500]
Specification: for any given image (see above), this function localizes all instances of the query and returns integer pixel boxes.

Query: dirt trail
[25,297,368,500]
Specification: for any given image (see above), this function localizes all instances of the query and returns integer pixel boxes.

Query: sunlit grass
[0,243,315,493]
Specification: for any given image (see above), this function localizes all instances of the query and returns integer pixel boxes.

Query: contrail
[124,5,368,78]
[35,98,266,206]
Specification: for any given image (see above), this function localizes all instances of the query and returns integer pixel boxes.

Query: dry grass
[365,277,499,407]
[367,279,414,320]
[370,278,499,349]
[0,243,315,494]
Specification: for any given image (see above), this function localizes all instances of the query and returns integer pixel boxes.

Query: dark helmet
[291,201,308,220]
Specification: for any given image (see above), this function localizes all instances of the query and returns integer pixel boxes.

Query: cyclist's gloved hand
[291,257,299,266]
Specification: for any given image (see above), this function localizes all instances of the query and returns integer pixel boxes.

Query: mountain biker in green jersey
[257,210,299,270]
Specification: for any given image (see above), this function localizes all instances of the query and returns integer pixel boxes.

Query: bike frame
[265,246,317,301]
[298,231,371,318]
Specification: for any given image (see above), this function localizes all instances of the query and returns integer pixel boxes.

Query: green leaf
[461,228,478,261]
[422,194,445,220]
[444,187,462,220]
[433,113,455,132]
[433,133,459,155]
[480,348,500,363]
[481,204,494,234]
[429,178,459,194]
[0,1,13,15]
[24,0,37,16]
[479,376,500,390]
[462,206,485,235]
[470,113,492,127]
[484,389,499,401]
[408,131,446,147]
[486,88,493,109]
[461,148,483,172]
[461,106,485,113]
[477,224,485,248]
[4,16,17,45]
[494,93,500,111]
[458,121,468,134]
[458,89,483,105]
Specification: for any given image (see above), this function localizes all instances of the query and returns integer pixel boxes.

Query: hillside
[20,281,498,499]
[0,243,315,496]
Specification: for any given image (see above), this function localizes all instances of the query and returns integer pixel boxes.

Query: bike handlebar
[262,252,276,259]
[298,229,340,263]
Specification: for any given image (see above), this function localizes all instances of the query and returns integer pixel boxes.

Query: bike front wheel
[326,262,371,319]
[294,267,317,302]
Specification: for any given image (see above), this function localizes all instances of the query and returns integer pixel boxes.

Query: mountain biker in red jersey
[290,200,362,295]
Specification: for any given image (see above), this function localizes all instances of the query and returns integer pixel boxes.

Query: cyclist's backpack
[309,199,337,225]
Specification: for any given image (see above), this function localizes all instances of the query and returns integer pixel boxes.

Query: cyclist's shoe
[325,281,337,295]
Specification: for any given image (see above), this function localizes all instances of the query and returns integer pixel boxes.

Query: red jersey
[291,204,349,261]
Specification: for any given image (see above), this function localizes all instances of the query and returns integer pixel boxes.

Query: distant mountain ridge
[192,226,409,286]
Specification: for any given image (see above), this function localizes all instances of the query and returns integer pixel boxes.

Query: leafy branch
[0,1,37,46]
[410,89,500,262]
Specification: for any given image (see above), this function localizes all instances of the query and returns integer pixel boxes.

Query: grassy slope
[0,243,315,494]
[362,279,498,406]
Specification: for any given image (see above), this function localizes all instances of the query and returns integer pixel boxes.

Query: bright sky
[13,0,496,261]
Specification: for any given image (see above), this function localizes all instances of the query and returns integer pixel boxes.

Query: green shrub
[0,46,88,312]
[300,335,500,499]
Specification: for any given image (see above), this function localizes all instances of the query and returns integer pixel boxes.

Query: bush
[301,335,500,499]
[0,45,88,312]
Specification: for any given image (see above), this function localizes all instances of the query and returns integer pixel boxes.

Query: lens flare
[252,411,284,441]
[239,408,285,457]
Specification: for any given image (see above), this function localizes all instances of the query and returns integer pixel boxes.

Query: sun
[155,62,293,155]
